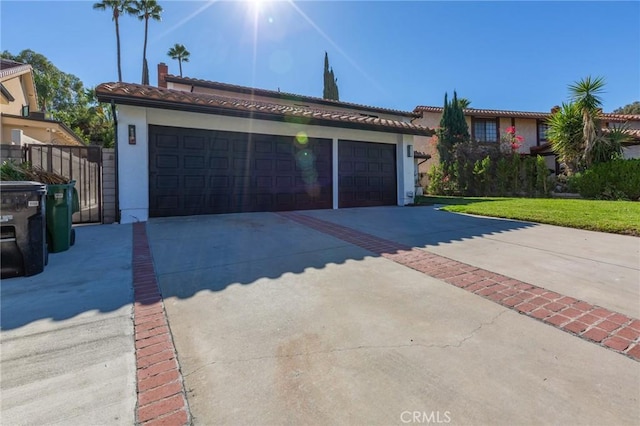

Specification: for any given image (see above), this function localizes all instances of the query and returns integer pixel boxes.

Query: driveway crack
[182,310,508,378]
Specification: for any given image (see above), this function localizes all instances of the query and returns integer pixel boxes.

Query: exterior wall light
[128,125,136,145]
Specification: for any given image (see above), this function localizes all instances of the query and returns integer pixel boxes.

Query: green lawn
[414,196,640,236]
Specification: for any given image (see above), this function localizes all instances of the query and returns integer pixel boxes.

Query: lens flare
[295,132,309,144]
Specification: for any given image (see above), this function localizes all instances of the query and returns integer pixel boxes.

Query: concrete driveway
[147,207,640,425]
[0,224,136,425]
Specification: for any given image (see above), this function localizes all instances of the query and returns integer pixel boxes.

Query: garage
[96,80,434,224]
[338,140,397,207]
[149,125,332,217]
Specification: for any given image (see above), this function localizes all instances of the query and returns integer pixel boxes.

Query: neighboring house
[0,59,84,147]
[95,63,434,223]
[411,105,640,186]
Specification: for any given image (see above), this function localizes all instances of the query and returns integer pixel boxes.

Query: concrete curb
[132,222,191,425]
[279,212,640,362]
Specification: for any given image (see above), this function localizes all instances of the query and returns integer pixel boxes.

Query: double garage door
[148,125,397,217]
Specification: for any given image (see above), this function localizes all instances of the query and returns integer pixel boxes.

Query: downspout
[111,100,121,223]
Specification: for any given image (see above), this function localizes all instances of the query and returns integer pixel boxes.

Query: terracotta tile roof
[0,59,32,80]
[415,105,640,123]
[165,74,420,118]
[415,105,550,119]
[96,82,434,136]
[601,112,640,121]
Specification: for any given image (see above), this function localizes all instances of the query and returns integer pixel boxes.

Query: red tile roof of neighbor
[165,74,420,118]
[96,82,435,136]
[414,106,640,123]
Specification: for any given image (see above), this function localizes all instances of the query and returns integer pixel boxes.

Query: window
[537,121,549,145]
[473,118,498,142]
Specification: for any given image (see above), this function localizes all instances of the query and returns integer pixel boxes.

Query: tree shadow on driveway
[0,224,133,331]
[0,207,535,330]
[147,207,536,299]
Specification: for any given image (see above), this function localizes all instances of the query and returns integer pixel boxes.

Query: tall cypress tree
[436,91,470,167]
[323,52,340,101]
[450,91,469,143]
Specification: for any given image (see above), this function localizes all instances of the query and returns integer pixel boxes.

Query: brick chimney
[158,62,168,88]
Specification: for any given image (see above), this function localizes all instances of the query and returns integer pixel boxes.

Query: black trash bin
[1,181,48,278]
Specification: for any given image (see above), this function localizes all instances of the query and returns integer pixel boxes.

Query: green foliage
[576,159,640,200]
[613,101,640,115]
[418,196,640,236]
[427,164,456,196]
[569,75,605,113]
[535,155,550,195]
[1,50,114,147]
[1,161,29,181]
[496,157,510,196]
[567,75,608,167]
[547,102,584,174]
[2,49,80,112]
[589,124,629,165]
[522,156,536,196]
[473,156,492,195]
[428,122,552,198]
[167,43,190,77]
[322,52,339,101]
[426,150,551,198]
[436,91,470,167]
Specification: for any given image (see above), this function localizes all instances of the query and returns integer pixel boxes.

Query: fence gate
[25,144,103,224]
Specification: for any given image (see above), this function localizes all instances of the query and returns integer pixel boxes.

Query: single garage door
[149,125,332,217]
[338,140,397,208]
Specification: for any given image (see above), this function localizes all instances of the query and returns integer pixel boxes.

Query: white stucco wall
[622,120,640,130]
[116,106,149,223]
[623,145,640,159]
[399,134,415,204]
[116,105,417,223]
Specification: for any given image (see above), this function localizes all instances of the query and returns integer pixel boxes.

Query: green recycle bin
[46,180,80,253]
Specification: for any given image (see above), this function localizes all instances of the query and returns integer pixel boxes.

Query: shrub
[577,159,640,200]
[535,155,551,196]
[427,164,458,196]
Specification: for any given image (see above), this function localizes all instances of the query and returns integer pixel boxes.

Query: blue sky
[1,1,639,113]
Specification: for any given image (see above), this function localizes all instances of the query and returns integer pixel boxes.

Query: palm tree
[93,1,135,82]
[547,102,584,175]
[457,98,471,109]
[132,0,162,85]
[592,124,628,164]
[167,43,190,77]
[569,76,606,166]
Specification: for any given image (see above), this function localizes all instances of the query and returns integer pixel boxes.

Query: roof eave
[1,113,85,145]
[98,93,432,137]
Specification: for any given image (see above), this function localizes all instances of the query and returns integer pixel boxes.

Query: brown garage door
[338,140,397,208]
[148,125,332,217]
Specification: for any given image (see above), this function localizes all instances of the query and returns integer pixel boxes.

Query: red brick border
[279,212,640,362]
[133,223,190,425]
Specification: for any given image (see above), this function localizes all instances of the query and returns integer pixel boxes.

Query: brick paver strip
[133,223,191,425]
[278,212,640,362]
